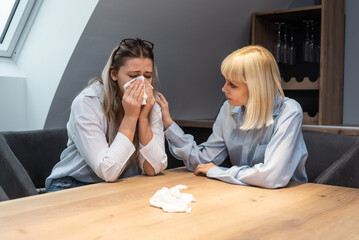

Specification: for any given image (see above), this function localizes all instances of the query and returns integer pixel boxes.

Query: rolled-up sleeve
[71,97,135,182]
[138,104,167,174]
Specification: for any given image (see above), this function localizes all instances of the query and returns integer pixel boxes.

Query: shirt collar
[83,82,104,103]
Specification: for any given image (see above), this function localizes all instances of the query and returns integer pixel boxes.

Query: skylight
[0,0,36,57]
[0,0,19,43]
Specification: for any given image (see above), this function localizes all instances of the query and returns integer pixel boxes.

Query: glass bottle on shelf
[288,27,296,65]
[314,21,320,64]
[303,20,313,62]
[274,22,284,63]
[309,20,316,63]
[281,24,289,64]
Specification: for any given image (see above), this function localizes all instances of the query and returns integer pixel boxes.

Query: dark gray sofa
[1,126,358,201]
[0,128,67,200]
[303,130,359,187]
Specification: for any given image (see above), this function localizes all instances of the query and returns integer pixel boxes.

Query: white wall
[0,62,27,131]
[0,0,98,131]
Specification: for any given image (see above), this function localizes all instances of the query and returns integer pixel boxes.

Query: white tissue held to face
[123,76,153,105]
[149,185,197,213]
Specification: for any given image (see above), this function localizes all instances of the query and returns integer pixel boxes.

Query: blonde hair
[90,40,158,166]
[221,45,284,130]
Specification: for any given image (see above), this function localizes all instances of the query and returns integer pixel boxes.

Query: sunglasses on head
[111,38,154,66]
[120,38,154,50]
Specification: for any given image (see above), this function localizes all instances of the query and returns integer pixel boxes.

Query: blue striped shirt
[165,97,308,188]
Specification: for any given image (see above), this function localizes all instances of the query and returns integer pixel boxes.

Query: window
[0,0,36,57]
[0,0,19,43]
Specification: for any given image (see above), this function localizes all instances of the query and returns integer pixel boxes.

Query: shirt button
[244,145,248,149]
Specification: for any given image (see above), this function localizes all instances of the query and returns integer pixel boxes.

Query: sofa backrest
[2,128,68,189]
[0,135,37,199]
[302,130,359,182]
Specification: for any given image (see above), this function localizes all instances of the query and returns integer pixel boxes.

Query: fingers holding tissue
[124,76,153,105]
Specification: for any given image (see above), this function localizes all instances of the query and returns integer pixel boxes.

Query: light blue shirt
[165,97,308,188]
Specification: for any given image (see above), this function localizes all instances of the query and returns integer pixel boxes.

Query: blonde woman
[46,38,167,192]
[157,45,307,188]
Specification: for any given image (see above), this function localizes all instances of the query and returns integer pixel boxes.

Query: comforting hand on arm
[156,92,173,129]
[160,97,307,189]
[157,92,228,171]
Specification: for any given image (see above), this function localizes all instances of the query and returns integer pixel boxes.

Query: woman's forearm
[138,117,156,175]
[118,115,138,141]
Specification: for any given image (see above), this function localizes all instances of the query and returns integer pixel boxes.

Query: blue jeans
[47,176,93,192]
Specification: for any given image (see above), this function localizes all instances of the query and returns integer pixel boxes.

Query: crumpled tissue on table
[150,185,196,213]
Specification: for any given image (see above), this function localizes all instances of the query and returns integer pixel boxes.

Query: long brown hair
[92,39,158,166]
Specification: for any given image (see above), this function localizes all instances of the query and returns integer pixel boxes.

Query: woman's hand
[118,79,144,142]
[122,79,144,120]
[139,80,155,120]
[156,92,174,129]
[194,163,216,176]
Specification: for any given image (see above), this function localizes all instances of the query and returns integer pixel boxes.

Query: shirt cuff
[207,165,248,185]
[109,132,136,164]
[139,137,167,174]
[206,166,228,178]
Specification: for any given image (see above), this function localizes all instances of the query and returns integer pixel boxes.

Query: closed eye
[226,80,237,88]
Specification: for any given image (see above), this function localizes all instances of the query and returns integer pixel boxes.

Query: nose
[222,83,227,93]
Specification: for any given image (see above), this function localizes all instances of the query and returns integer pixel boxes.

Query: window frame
[0,0,36,57]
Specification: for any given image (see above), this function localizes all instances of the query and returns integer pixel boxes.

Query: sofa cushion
[303,130,359,182]
[315,143,359,188]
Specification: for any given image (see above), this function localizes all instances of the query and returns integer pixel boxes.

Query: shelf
[253,5,322,21]
[251,7,322,56]
[281,77,320,90]
[303,112,318,125]
[252,0,345,125]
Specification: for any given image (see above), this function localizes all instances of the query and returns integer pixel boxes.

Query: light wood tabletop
[1,167,358,240]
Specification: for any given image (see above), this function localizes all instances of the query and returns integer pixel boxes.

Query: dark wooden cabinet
[251,0,345,125]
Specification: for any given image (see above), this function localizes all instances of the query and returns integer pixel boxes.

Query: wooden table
[1,167,358,240]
